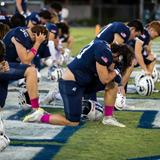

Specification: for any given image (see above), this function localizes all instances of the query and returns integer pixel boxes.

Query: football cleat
[23,108,45,123]
[102,116,126,127]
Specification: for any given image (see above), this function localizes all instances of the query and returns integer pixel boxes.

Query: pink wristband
[30,48,37,55]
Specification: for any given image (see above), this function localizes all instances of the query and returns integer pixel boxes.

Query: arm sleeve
[138,34,150,46]
[48,40,57,60]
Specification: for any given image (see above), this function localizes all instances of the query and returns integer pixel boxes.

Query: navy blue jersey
[0,15,11,25]
[15,0,28,14]
[68,40,113,86]
[3,27,33,62]
[137,29,150,46]
[37,41,51,58]
[95,22,130,44]
[127,28,150,55]
[46,23,58,38]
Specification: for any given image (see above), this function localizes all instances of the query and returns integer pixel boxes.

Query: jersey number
[77,41,94,59]
[96,23,112,38]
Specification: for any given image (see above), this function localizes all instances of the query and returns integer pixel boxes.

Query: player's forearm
[100,71,117,85]
[135,53,147,71]
[13,40,34,64]
[16,0,24,14]
[18,50,34,64]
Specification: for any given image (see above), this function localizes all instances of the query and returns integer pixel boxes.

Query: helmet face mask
[81,100,103,121]
[135,72,145,86]
[152,67,159,83]
[135,74,154,96]
[48,66,63,81]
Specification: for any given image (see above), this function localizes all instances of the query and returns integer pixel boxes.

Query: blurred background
[0,0,160,26]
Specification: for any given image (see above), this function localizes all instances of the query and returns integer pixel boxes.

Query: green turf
[53,111,160,160]
[70,27,95,56]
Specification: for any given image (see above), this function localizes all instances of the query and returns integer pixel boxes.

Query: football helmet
[18,85,31,110]
[115,92,126,110]
[81,100,103,121]
[48,65,63,81]
[134,72,145,86]
[135,75,154,96]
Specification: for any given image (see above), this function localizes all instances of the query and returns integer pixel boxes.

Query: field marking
[128,155,160,160]
[0,107,84,160]
[138,111,160,129]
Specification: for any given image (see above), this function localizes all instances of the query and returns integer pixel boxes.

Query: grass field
[10,27,160,160]
[49,110,160,160]
[70,27,95,55]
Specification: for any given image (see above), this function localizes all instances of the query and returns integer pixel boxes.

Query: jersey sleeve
[113,23,130,43]
[137,31,150,46]
[14,27,32,49]
[94,44,112,67]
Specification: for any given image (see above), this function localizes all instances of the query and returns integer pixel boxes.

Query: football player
[24,40,134,127]
[3,25,48,64]
[95,20,144,45]
[1,24,48,122]
[115,21,160,110]
[0,39,45,151]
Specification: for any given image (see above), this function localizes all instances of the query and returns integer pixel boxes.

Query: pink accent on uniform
[40,114,51,123]
[30,48,37,55]
[104,105,114,116]
[30,98,39,108]
[101,56,108,63]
